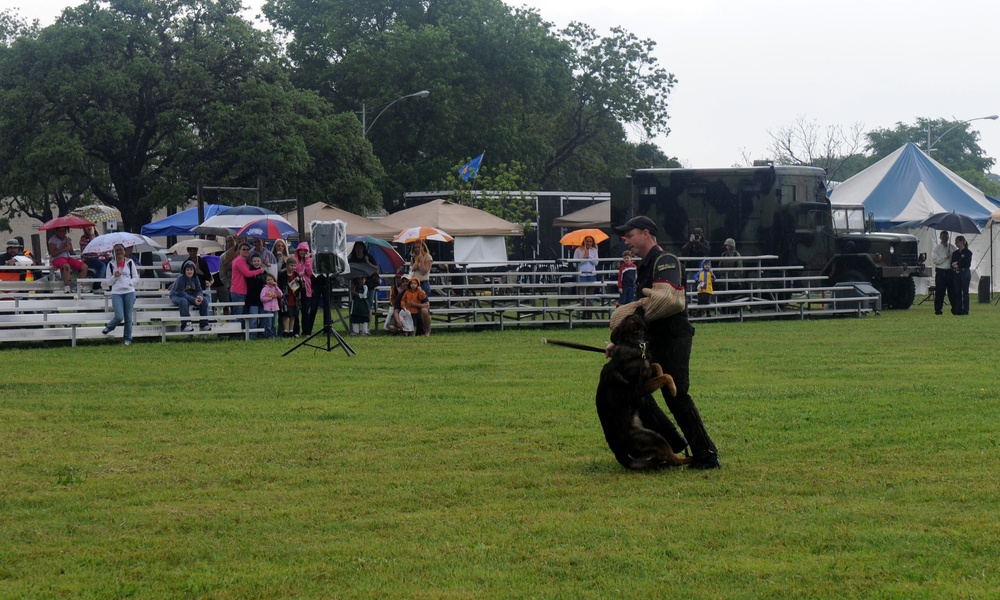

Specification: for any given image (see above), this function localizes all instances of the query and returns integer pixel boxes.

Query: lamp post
[925,114,999,152]
[362,90,430,139]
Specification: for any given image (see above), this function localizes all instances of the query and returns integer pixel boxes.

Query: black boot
[666,395,720,469]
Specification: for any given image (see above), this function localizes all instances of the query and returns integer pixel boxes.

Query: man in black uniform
[606,216,720,470]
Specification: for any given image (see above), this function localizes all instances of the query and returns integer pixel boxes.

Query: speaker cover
[311,220,348,276]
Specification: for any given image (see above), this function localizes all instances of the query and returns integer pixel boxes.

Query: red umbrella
[39,215,96,230]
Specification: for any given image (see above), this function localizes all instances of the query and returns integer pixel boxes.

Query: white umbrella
[193,213,293,237]
[168,239,225,254]
[82,232,160,255]
[392,226,454,243]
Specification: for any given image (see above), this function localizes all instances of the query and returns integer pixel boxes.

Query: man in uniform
[607,216,720,470]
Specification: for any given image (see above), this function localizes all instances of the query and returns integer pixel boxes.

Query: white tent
[831,142,1000,296]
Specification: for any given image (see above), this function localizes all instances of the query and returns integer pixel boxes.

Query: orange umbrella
[559,228,609,246]
[393,226,454,243]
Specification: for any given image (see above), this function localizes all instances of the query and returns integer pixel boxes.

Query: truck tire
[833,269,866,285]
[883,277,915,310]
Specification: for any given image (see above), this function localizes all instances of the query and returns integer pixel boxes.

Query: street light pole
[925,114,999,152]
[362,90,430,139]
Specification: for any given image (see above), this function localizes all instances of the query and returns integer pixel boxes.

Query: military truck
[610,165,925,309]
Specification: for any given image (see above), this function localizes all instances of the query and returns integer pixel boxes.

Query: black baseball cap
[614,216,658,236]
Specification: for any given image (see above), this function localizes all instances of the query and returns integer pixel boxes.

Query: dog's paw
[644,371,677,397]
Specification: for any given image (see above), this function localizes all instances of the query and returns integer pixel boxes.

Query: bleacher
[1,266,268,346]
[1,255,880,346]
[402,255,880,331]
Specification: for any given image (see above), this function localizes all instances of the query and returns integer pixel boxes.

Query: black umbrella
[342,261,378,279]
[917,212,982,234]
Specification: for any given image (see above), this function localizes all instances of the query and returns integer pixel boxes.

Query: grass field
[3,300,1000,598]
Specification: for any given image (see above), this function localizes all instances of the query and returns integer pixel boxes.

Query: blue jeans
[248,305,262,338]
[261,313,276,338]
[230,293,245,316]
[85,258,106,290]
[172,295,211,328]
[107,292,135,342]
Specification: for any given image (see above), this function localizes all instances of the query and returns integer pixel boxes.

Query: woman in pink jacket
[230,242,264,316]
[294,242,318,334]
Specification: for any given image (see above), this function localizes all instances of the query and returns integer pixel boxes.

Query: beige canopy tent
[551,200,610,229]
[281,202,397,240]
[379,199,523,237]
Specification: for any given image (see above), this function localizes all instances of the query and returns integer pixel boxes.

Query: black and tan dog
[596,305,692,470]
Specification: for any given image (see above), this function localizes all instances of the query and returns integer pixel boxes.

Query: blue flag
[459,152,484,182]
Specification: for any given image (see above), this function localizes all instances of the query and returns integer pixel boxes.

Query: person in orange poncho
[401,275,431,337]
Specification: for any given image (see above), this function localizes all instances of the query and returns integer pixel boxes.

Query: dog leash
[541,338,607,354]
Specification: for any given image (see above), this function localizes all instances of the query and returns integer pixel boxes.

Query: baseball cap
[614,216,658,236]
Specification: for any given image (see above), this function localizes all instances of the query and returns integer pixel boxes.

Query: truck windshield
[831,205,867,233]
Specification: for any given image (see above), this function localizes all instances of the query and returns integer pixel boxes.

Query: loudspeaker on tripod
[311,220,348,276]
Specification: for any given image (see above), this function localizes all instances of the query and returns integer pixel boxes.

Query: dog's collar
[638,341,647,360]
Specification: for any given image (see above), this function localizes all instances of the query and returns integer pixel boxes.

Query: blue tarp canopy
[141,204,226,237]
[829,142,1000,229]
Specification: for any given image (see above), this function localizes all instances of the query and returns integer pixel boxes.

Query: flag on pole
[459,152,485,182]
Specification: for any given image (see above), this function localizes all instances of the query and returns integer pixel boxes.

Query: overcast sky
[16,0,1000,171]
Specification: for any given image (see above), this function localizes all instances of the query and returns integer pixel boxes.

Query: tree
[866,118,997,193]
[265,0,678,206]
[767,116,868,181]
[546,23,675,184]
[0,0,383,231]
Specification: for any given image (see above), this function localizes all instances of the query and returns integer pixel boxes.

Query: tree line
[0,0,679,232]
[764,115,999,195]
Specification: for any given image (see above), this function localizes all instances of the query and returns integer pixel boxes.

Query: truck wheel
[833,269,865,284]
[884,277,915,310]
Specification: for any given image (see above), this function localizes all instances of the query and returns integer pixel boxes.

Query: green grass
[3,301,1000,598]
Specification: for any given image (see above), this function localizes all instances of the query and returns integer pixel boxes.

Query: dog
[595,305,692,470]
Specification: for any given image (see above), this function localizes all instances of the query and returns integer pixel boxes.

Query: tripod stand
[283,276,356,357]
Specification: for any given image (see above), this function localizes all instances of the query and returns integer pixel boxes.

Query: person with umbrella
[574,235,600,306]
[951,235,973,315]
[101,243,140,346]
[350,241,380,318]
[47,226,88,293]
[931,231,958,316]
[409,239,433,297]
[79,226,107,292]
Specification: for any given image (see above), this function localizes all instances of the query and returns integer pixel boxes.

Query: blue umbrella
[218,205,278,216]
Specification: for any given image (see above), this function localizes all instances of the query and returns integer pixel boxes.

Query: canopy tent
[830,142,1000,295]
[551,201,610,229]
[829,142,1000,228]
[141,204,226,237]
[379,199,524,237]
[281,202,398,240]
